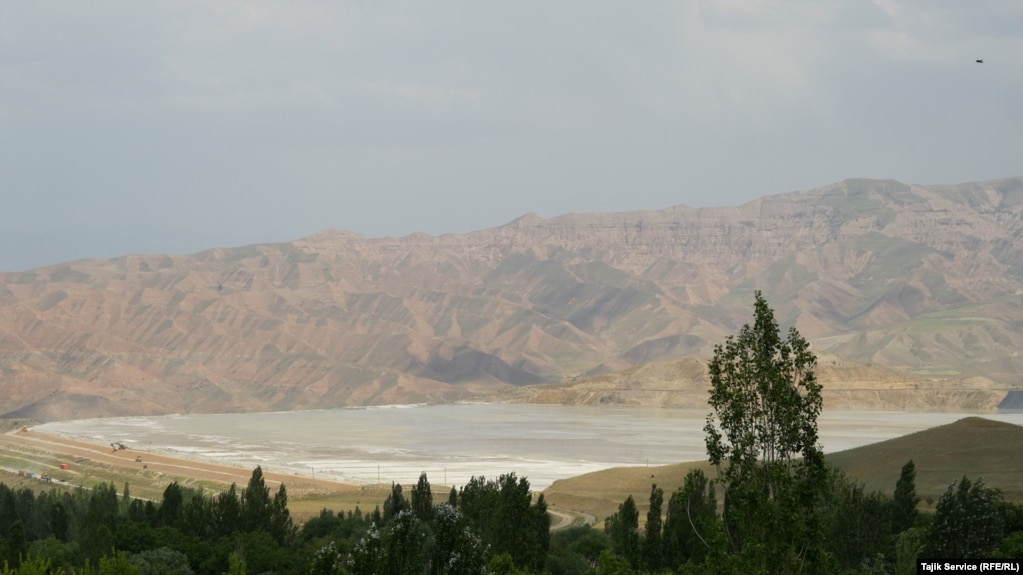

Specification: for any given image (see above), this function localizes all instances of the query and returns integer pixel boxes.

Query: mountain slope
[1,177,1022,420]
[493,352,1011,411]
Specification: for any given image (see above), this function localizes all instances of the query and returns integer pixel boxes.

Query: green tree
[383,483,407,524]
[411,472,434,523]
[346,523,382,575]
[604,495,640,569]
[487,552,528,575]
[121,483,131,512]
[594,550,634,575]
[820,467,891,570]
[225,552,246,575]
[94,550,139,575]
[891,460,920,534]
[547,525,610,575]
[157,483,183,528]
[236,530,296,575]
[128,547,194,575]
[457,473,549,571]
[180,492,214,540]
[530,492,551,570]
[382,510,431,575]
[89,483,121,532]
[214,484,241,538]
[79,523,115,567]
[894,526,926,575]
[3,521,27,569]
[25,536,78,573]
[1,555,55,575]
[431,503,486,575]
[267,483,295,545]
[642,484,663,572]
[50,501,70,542]
[927,476,1004,558]
[703,291,826,573]
[309,541,343,575]
[663,469,718,569]
[240,467,271,533]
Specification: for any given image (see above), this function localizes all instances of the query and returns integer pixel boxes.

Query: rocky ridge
[1,177,1021,420]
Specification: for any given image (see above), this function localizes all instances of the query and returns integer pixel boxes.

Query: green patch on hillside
[850,233,935,275]
[995,178,1023,206]
[288,484,393,519]
[345,292,414,327]
[452,311,493,338]
[281,244,319,263]
[828,417,1023,502]
[564,286,660,332]
[6,270,38,284]
[544,461,718,525]
[818,179,910,222]
[868,301,996,337]
[757,256,820,306]
[48,265,92,284]
[575,260,635,286]
[483,252,536,279]
[902,314,991,336]
[213,244,262,265]
[35,290,68,312]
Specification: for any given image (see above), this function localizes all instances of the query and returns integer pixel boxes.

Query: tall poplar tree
[892,459,920,534]
[411,472,434,522]
[642,484,664,571]
[704,290,826,573]
[604,494,640,569]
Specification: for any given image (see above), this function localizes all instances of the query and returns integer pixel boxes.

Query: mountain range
[2,177,1022,421]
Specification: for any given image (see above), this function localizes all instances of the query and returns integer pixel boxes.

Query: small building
[59,463,69,470]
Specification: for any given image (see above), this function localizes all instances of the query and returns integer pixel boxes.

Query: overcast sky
[2,1,1021,271]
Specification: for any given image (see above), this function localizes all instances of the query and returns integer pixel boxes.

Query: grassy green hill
[827,416,1023,502]
[543,416,1023,525]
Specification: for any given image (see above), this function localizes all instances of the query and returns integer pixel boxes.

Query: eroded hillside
[1,177,1022,420]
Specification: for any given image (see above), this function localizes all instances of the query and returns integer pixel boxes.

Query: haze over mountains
[2,177,1022,421]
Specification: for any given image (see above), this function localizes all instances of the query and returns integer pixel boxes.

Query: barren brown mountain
[2,177,1022,420]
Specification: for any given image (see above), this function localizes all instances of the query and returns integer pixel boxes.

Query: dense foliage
[598,293,1023,573]
[2,448,1021,574]
[704,290,826,573]
[0,469,552,575]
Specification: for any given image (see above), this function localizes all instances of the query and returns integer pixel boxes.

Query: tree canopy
[704,290,826,573]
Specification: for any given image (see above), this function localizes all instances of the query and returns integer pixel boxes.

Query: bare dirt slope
[2,177,1022,420]
[0,425,390,520]
[493,352,1012,410]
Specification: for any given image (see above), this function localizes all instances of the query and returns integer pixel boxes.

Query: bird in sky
[976,59,984,63]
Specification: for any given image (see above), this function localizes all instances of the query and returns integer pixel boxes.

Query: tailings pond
[35,404,1023,490]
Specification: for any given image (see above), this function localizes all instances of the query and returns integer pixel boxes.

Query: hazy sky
[2,1,1021,271]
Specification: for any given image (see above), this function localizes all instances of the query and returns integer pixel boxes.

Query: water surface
[36,404,1023,490]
